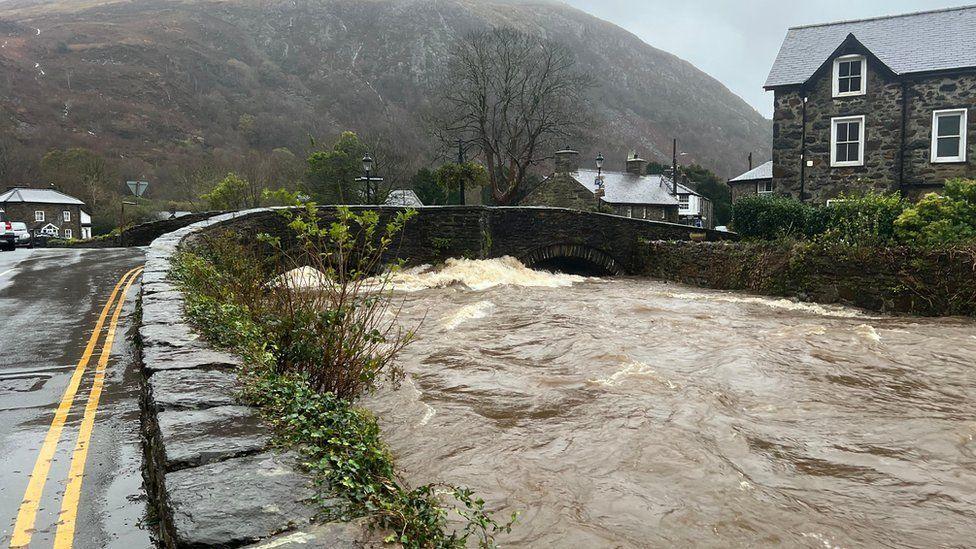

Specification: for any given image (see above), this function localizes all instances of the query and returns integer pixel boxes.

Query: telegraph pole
[671,138,678,195]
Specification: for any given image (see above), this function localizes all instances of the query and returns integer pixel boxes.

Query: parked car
[11,222,30,247]
[0,212,15,251]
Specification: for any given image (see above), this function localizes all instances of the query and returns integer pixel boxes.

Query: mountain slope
[0,0,770,184]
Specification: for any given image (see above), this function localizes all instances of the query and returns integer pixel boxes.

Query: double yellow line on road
[10,266,143,549]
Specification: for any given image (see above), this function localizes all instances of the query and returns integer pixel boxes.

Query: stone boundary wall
[51,212,224,249]
[636,240,976,316]
[140,209,372,548]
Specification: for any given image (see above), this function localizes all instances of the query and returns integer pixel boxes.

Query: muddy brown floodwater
[364,258,976,548]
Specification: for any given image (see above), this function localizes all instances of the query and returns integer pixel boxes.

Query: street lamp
[362,152,374,203]
[594,153,606,209]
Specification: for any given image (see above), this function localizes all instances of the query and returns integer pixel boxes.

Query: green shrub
[816,191,907,246]
[895,178,976,246]
[731,195,813,239]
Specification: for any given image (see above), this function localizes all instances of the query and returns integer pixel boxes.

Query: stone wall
[52,212,222,248]
[520,173,598,211]
[637,240,976,316]
[772,55,976,203]
[140,210,372,548]
[902,73,976,189]
[194,206,736,276]
[728,180,762,203]
[1,202,83,237]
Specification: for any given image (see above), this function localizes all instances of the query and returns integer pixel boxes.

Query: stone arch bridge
[181,206,735,276]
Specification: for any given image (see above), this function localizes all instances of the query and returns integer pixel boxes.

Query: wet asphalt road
[0,248,150,549]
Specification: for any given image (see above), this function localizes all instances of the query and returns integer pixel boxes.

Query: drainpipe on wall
[799,91,808,202]
[898,81,909,197]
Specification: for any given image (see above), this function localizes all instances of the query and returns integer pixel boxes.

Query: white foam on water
[419,402,436,426]
[647,289,872,319]
[389,256,589,292]
[442,300,495,330]
[800,532,845,549]
[854,324,882,342]
[589,360,674,388]
[270,265,331,290]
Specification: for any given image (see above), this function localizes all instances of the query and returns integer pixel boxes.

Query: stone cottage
[728,161,773,202]
[0,187,91,239]
[522,149,714,228]
[765,6,976,202]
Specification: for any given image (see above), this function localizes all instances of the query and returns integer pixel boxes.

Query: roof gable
[765,5,976,89]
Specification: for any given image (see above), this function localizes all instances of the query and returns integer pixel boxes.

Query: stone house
[522,149,715,228]
[0,187,91,239]
[765,6,976,203]
[728,161,774,202]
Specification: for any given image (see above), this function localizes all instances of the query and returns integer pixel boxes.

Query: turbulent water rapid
[364,258,976,548]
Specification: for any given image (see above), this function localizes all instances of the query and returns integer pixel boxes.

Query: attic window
[832,55,866,97]
[931,109,968,163]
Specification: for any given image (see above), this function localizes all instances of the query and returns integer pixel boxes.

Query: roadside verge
[139,210,372,548]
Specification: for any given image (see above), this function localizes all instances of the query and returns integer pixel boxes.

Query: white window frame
[832,55,867,98]
[830,115,866,167]
[757,180,774,194]
[678,194,690,210]
[64,228,72,239]
[63,210,71,222]
[931,108,968,163]
[35,210,45,222]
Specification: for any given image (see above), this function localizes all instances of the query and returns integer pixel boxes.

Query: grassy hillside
[0,0,770,193]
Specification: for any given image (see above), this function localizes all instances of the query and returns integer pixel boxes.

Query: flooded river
[365,258,976,548]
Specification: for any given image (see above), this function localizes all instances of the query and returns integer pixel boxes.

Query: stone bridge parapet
[188,206,736,275]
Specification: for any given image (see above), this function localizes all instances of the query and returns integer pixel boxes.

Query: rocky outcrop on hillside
[0,0,770,180]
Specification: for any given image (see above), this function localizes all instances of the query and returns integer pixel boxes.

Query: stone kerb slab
[140,208,370,548]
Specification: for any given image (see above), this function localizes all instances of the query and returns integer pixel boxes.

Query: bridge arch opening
[521,244,621,277]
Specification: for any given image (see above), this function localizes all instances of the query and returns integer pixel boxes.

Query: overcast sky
[562,0,966,118]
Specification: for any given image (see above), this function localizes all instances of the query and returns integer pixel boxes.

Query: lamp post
[362,152,374,204]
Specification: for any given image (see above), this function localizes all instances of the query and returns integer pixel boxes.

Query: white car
[10,222,31,247]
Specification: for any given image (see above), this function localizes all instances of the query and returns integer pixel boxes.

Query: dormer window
[832,55,866,97]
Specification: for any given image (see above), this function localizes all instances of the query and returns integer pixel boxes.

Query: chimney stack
[554,147,580,173]
[626,151,647,176]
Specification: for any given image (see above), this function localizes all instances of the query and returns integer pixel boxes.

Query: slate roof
[729,161,773,182]
[383,189,424,207]
[0,187,86,205]
[765,5,976,88]
[574,169,679,206]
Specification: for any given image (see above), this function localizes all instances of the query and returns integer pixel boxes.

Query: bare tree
[432,27,592,205]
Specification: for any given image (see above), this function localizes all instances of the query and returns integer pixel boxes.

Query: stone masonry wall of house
[773,56,976,203]
[637,240,976,316]
[728,180,763,203]
[902,72,976,193]
[1,202,83,237]
[520,173,600,211]
[140,210,373,548]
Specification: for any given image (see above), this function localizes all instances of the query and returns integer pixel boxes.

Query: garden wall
[637,241,976,316]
